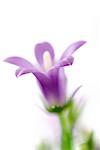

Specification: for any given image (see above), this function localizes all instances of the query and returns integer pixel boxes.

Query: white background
[0,0,100,149]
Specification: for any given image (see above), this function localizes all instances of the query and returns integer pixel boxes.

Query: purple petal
[14,67,49,86]
[15,67,39,77]
[15,67,54,105]
[15,68,23,77]
[35,42,55,66]
[48,68,67,105]
[60,41,86,59]
[4,56,34,69]
[4,56,52,104]
[57,68,67,105]
[55,56,74,68]
[15,67,42,77]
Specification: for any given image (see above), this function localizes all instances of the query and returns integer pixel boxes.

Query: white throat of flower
[43,51,53,71]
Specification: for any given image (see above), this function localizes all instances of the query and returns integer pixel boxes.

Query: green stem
[58,111,73,150]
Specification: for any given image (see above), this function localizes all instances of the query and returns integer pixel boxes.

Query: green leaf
[37,142,51,150]
[80,132,95,150]
[67,99,84,128]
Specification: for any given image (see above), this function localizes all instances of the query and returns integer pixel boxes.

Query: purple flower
[4,41,86,106]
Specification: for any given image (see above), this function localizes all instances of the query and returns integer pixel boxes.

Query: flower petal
[35,42,55,65]
[15,67,40,77]
[55,56,74,68]
[4,56,34,68]
[5,56,58,105]
[15,67,53,105]
[15,68,23,77]
[60,41,86,59]
[48,68,67,105]
[57,68,67,105]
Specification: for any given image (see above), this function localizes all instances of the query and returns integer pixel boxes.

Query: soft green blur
[37,99,96,150]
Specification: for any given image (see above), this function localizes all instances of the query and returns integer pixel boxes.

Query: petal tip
[15,72,20,78]
[4,58,9,63]
[80,40,87,45]
[35,41,55,65]
[15,74,19,78]
[4,57,16,64]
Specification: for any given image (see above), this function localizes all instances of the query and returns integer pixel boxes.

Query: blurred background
[0,0,100,149]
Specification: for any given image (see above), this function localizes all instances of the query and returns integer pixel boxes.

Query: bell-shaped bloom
[4,41,86,106]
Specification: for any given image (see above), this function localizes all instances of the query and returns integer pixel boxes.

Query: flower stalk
[58,110,73,150]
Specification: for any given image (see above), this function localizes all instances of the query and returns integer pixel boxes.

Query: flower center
[43,51,52,71]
